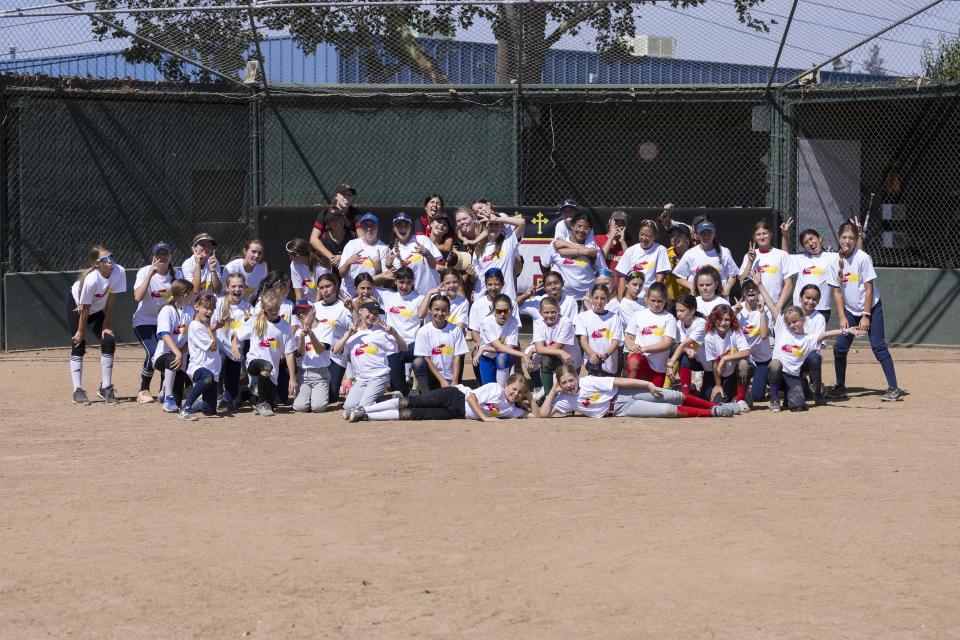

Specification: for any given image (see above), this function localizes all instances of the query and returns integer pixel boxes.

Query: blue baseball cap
[151,242,173,255]
[358,213,380,226]
[484,267,505,280]
[695,220,717,234]
[557,200,579,214]
[393,212,413,225]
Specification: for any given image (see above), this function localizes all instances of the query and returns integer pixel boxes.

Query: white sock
[365,398,400,413]
[70,356,83,390]
[100,354,114,388]
[495,366,510,386]
[366,408,400,421]
[162,369,176,398]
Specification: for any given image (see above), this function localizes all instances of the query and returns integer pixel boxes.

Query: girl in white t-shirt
[418,269,469,329]
[385,213,443,295]
[152,278,194,413]
[543,212,604,300]
[624,282,675,386]
[476,294,528,386]
[694,266,728,317]
[377,266,424,396]
[470,211,525,300]
[180,293,223,421]
[781,223,839,322]
[213,272,252,411]
[413,294,468,391]
[292,300,334,413]
[334,300,405,414]
[733,277,774,407]
[338,213,389,298]
[286,238,329,303]
[575,284,623,376]
[738,220,791,309]
[531,296,580,395]
[672,219,739,296]
[131,241,176,404]
[616,219,672,300]
[827,221,903,402]
[242,288,298,417]
[181,232,222,295]
[314,273,354,406]
[347,374,533,423]
[542,364,743,419]
[666,294,708,397]
[223,238,267,303]
[702,304,751,406]
[518,271,579,324]
[68,244,126,406]
[615,270,645,330]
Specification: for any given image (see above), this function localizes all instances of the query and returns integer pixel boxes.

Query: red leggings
[625,352,666,387]
[676,392,719,417]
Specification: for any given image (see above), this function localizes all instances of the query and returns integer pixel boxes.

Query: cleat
[736,399,750,414]
[712,405,735,417]
[178,408,199,422]
[72,388,91,406]
[97,385,119,405]
[137,390,155,404]
[824,385,849,401]
[881,387,906,402]
[769,399,782,414]
[347,408,368,423]
[162,396,180,413]
[256,402,275,417]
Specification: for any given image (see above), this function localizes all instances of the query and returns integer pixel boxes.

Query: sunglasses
[493,308,511,315]
[96,254,115,263]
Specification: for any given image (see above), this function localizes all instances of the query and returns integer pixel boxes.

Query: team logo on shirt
[389,305,415,318]
[640,325,665,336]
[781,343,806,357]
[481,250,505,263]
[561,258,588,267]
[259,337,280,349]
[755,264,778,274]
[304,341,315,353]
[354,343,379,356]
[841,272,859,283]
[743,323,760,337]
[483,403,500,416]
[802,265,825,276]
[318,317,337,328]
[362,257,375,268]
[173,323,187,336]
[229,319,244,330]
[94,286,112,299]
[403,253,424,264]
[431,344,454,356]
[150,289,170,300]
[581,392,602,407]
[448,313,459,324]
[304,279,317,289]
[630,260,652,272]
[590,328,614,340]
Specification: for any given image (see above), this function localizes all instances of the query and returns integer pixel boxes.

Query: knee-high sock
[162,369,176,398]
[100,354,114,387]
[681,393,716,410]
[365,408,400,421]
[70,355,83,390]
[365,398,400,413]
[677,406,714,418]
[495,366,510,386]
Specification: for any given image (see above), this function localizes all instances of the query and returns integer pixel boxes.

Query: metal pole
[512,91,520,207]
[781,0,945,88]
[247,5,270,95]
[765,0,798,97]
[0,76,7,350]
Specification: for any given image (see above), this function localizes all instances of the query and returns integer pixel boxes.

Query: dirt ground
[1,345,958,639]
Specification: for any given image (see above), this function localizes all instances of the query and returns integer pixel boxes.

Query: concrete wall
[3,267,958,351]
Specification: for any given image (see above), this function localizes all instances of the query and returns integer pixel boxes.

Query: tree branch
[543,2,604,50]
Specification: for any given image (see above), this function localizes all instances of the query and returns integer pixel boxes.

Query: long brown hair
[219,272,246,330]
[76,244,110,286]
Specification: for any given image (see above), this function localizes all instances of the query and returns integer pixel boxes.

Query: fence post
[512,90,520,207]
[769,89,795,249]
[248,91,262,237]
[0,77,7,351]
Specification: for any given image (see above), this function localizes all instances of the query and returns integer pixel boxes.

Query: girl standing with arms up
[132,241,175,404]
[739,220,791,307]
[69,245,126,406]
[781,219,839,323]
[224,238,267,302]
[181,232,222,295]
[827,222,905,402]
[470,210,526,300]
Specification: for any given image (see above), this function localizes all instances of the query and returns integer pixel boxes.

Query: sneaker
[162,396,180,413]
[178,408,199,422]
[192,396,206,412]
[137,390,155,404]
[736,399,751,414]
[881,387,906,402]
[342,409,350,420]
[711,405,735,417]
[719,402,741,415]
[533,386,546,405]
[217,400,230,413]
[256,402,275,417]
[824,385,849,401]
[769,399,782,413]
[347,408,368,423]
[790,404,809,412]
[72,388,91,406]
[157,393,166,405]
[390,390,404,401]
[97,385,119,405]
[814,395,829,407]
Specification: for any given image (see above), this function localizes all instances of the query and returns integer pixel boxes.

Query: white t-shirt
[677,316,709,370]
[343,327,397,379]
[543,247,606,299]
[532,316,581,367]
[223,259,267,302]
[340,238,388,297]
[314,300,354,368]
[615,297,644,335]
[788,251,839,311]
[551,376,617,419]
[413,322,468,382]
[468,296,520,332]
[737,306,773,362]
[740,248,790,303]
[625,307,677,373]
[616,243,672,298]
[376,288,423,346]
[772,315,821,376]
[472,232,521,300]
[153,304,193,364]
[71,265,127,315]
[804,310,826,343]
[180,257,221,293]
[186,320,222,380]
[132,266,174,327]
[445,295,470,328]
[463,382,526,420]
[838,249,881,316]
[520,293,579,324]
[673,245,739,283]
[241,318,297,384]
[388,236,443,294]
[212,298,252,361]
[696,295,728,317]
[290,262,329,303]
[296,320,334,369]
[704,329,750,378]
[574,309,623,375]
[478,314,520,353]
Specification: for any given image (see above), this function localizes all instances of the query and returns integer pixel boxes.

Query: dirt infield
[1,345,958,638]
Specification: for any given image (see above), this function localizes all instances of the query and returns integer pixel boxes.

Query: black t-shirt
[321,229,355,257]
[313,205,359,234]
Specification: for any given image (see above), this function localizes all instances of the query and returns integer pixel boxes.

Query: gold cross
[531,211,550,236]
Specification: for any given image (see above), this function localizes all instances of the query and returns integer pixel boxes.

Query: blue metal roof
[0,35,886,86]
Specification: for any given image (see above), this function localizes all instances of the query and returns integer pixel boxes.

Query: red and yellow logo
[802,265,825,276]
[431,344,454,356]
[581,392,602,407]
[259,337,280,349]
[354,343,379,357]
[483,403,500,417]
[590,328,614,340]
[640,325,665,337]
[781,343,805,357]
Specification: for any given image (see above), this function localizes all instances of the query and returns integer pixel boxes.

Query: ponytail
[162,278,194,310]
[76,244,110,287]
[255,288,282,338]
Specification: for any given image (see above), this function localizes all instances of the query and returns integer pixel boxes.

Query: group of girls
[68,195,904,424]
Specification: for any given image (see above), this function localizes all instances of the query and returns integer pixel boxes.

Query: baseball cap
[393,213,413,225]
[191,232,217,246]
[695,220,717,234]
[557,200,579,214]
[293,299,313,313]
[360,300,385,314]
[336,183,357,197]
[610,210,628,223]
[151,242,173,255]
[358,213,380,226]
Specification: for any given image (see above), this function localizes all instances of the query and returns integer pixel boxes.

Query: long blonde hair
[219,272,246,327]
[254,288,282,338]
[76,244,110,286]
[161,278,194,310]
